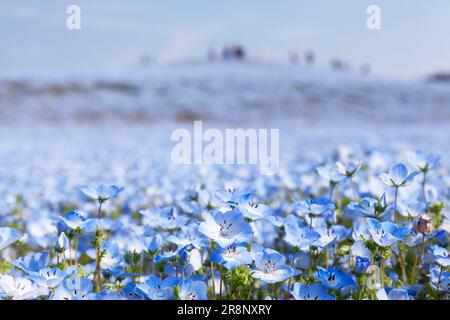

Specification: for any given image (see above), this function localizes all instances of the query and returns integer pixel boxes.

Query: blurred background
[0,0,449,167]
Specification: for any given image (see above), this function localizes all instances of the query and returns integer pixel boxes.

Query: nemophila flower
[28,266,77,288]
[80,184,124,203]
[336,160,362,178]
[198,210,253,248]
[214,188,273,220]
[99,241,123,270]
[317,165,343,185]
[59,210,97,232]
[12,251,50,275]
[408,151,440,173]
[379,164,419,188]
[428,266,449,292]
[0,275,47,300]
[55,232,69,252]
[136,276,179,300]
[139,206,189,230]
[53,277,94,300]
[404,225,442,247]
[313,267,356,290]
[346,194,392,219]
[214,188,253,209]
[178,279,207,300]
[294,198,335,217]
[355,256,371,273]
[357,218,411,247]
[283,215,320,249]
[290,282,335,300]
[211,243,252,270]
[166,246,203,276]
[145,232,165,253]
[120,282,145,300]
[351,241,371,260]
[293,251,311,271]
[251,248,294,284]
[0,227,23,250]
[397,199,429,218]
[251,219,279,248]
[376,288,413,300]
[429,246,450,267]
[313,225,349,249]
[317,165,344,200]
[238,200,273,221]
[166,224,209,249]
[154,244,182,263]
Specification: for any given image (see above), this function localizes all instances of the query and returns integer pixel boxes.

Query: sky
[1,0,450,78]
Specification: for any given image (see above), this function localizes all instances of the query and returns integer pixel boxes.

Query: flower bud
[414,214,433,234]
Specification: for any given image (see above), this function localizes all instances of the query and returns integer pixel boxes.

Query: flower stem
[350,178,357,200]
[421,172,427,201]
[219,265,223,300]
[94,201,104,292]
[74,236,79,266]
[210,243,216,299]
[397,247,407,285]
[329,182,335,201]
[393,187,399,223]
[436,266,444,292]
[411,234,426,284]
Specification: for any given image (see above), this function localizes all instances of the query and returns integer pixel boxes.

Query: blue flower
[0,227,23,251]
[198,210,253,248]
[28,266,77,288]
[59,210,98,232]
[365,218,411,247]
[154,244,182,263]
[346,193,392,219]
[408,151,440,173]
[238,201,273,221]
[429,246,450,267]
[99,241,123,270]
[53,277,94,300]
[397,199,429,218]
[314,267,356,290]
[336,160,362,178]
[211,243,252,270]
[179,279,207,300]
[166,224,209,249]
[379,164,419,188]
[355,256,371,273]
[214,188,253,209]
[0,275,47,300]
[55,232,69,252]
[251,248,294,284]
[376,288,412,300]
[121,282,145,300]
[317,166,343,184]
[80,184,124,203]
[290,282,335,300]
[313,225,350,249]
[294,198,335,217]
[136,276,178,300]
[12,251,50,275]
[283,215,320,249]
[140,206,189,230]
[428,266,449,292]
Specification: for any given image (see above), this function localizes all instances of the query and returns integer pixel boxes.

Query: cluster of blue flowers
[0,149,448,300]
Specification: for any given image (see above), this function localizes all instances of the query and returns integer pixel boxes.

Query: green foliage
[0,260,12,273]
[225,266,255,299]
[428,201,444,227]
